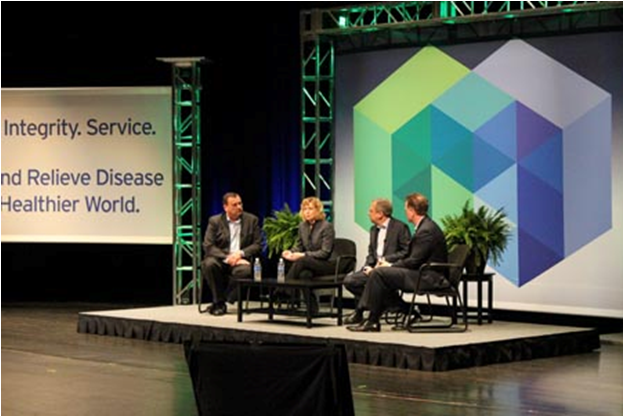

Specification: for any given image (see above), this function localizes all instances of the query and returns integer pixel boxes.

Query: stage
[77,304,600,372]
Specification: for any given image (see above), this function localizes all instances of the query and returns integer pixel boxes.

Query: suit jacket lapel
[306,222,314,248]
[413,217,429,242]
[381,220,393,257]
[371,226,379,250]
[410,220,421,248]
[220,214,231,242]
[239,214,246,242]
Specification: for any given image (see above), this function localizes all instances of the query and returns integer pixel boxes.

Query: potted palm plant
[262,203,301,259]
[441,201,511,274]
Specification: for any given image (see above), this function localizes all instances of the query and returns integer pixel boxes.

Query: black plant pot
[465,250,487,275]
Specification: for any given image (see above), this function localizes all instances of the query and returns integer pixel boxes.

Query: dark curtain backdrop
[1,4,318,303]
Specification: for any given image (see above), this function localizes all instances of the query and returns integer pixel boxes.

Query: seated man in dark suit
[348,192,448,332]
[343,198,411,325]
[201,192,262,316]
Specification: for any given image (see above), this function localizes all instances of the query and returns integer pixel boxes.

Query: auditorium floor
[2,303,622,416]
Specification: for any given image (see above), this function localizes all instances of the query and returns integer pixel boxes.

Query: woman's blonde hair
[299,197,326,221]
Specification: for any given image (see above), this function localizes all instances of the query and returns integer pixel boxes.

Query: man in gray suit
[348,193,448,332]
[343,198,411,325]
[201,192,262,316]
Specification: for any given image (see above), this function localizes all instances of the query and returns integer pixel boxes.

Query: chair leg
[407,289,468,332]
[456,293,468,331]
[245,287,251,312]
[420,294,434,323]
[392,292,418,330]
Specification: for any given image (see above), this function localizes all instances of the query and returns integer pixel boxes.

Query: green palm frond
[441,200,511,269]
[262,203,301,258]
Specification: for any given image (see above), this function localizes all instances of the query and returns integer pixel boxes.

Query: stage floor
[4,303,621,415]
[78,304,600,372]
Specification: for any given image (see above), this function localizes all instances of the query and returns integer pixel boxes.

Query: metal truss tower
[299,1,622,218]
[158,57,205,305]
[300,33,335,218]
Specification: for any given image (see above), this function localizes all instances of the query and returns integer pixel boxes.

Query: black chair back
[447,244,470,287]
[396,243,471,332]
[330,238,357,275]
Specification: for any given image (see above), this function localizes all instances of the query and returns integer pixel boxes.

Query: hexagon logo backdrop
[353,40,612,287]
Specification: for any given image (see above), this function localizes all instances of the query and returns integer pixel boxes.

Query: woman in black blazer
[282,196,336,281]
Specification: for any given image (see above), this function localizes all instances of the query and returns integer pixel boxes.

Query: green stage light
[338,16,347,28]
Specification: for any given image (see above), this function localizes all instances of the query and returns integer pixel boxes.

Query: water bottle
[277,257,286,283]
[253,258,262,282]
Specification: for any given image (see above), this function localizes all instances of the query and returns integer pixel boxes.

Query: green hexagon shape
[354,46,469,228]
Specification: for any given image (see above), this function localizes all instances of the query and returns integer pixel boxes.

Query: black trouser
[201,257,251,304]
[284,257,337,304]
[285,256,336,281]
[360,267,447,322]
[343,270,368,308]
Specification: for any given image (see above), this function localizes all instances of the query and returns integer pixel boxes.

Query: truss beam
[299,2,621,218]
[158,57,204,305]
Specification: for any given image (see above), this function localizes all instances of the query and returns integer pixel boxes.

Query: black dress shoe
[344,310,364,325]
[406,309,422,325]
[387,302,421,321]
[347,319,381,332]
[209,302,227,316]
[385,300,411,315]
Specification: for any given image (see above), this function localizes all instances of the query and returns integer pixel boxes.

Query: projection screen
[334,32,622,318]
[1,87,173,244]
